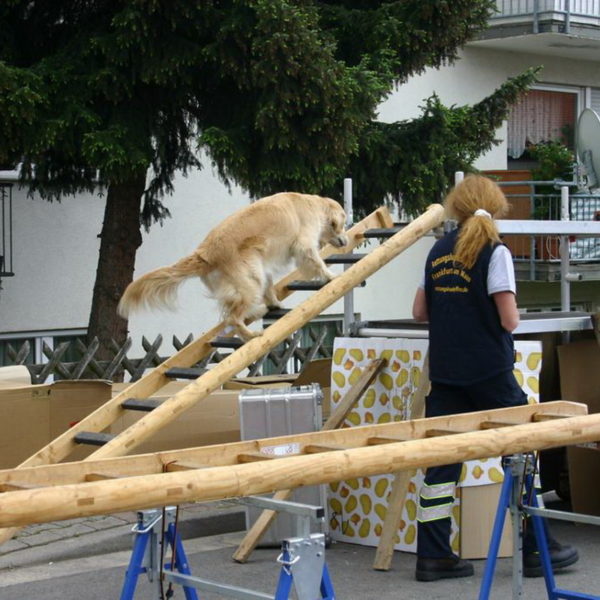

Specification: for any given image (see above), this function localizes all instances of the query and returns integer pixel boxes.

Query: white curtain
[507,91,571,158]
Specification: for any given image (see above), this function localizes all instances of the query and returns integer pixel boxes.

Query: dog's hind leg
[263,275,282,309]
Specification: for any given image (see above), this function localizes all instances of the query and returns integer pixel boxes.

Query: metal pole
[560,186,570,313]
[343,178,354,335]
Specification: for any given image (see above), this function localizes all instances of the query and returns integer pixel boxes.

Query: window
[507,88,579,164]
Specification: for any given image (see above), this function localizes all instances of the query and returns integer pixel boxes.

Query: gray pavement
[0,495,598,599]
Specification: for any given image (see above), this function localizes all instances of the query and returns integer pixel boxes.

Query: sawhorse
[479,453,600,600]
[120,499,336,600]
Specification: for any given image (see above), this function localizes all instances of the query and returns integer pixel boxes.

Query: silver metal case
[239,384,328,545]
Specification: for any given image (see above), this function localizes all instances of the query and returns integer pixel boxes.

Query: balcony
[470,1,600,61]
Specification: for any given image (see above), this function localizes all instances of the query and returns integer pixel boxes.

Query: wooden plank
[480,421,516,430]
[372,351,429,571]
[2,412,600,528]
[0,482,40,492]
[84,472,120,482]
[164,462,209,472]
[231,357,386,563]
[425,428,464,437]
[367,436,411,445]
[237,453,278,463]
[532,413,570,422]
[303,444,348,454]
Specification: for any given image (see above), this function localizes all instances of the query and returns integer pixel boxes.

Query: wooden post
[232,358,386,563]
[0,412,599,528]
[373,351,429,570]
[88,204,445,461]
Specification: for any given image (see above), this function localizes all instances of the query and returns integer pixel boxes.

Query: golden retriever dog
[118,192,349,340]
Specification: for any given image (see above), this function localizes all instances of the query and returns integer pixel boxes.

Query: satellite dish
[576,108,600,191]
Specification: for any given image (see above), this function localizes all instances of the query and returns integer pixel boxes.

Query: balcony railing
[499,180,600,282]
[491,0,600,33]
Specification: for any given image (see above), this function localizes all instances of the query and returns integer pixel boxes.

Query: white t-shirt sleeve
[487,245,516,295]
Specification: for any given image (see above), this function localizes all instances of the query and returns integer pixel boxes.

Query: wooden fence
[3,323,342,384]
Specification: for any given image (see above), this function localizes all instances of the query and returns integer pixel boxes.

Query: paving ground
[0,495,598,600]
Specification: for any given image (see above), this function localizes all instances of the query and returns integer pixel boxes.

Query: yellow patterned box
[328,337,542,554]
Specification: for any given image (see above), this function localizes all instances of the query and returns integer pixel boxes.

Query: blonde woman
[412,175,578,582]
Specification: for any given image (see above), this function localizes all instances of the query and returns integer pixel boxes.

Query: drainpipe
[533,0,540,33]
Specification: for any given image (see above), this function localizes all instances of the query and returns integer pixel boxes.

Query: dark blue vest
[424,229,515,385]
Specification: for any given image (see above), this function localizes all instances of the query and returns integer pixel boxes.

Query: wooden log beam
[1,412,599,528]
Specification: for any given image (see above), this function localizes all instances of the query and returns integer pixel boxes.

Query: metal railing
[491,0,600,33]
[498,180,600,281]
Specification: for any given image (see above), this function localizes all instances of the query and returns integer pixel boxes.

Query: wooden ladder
[0,401,592,529]
[0,203,445,544]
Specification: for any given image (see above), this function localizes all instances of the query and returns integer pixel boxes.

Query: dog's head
[320,198,349,248]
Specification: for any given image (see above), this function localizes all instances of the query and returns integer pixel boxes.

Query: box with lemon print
[328,337,542,553]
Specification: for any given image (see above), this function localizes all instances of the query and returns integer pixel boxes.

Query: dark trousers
[417,370,528,559]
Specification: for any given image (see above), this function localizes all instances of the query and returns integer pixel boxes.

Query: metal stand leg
[120,525,151,600]
[481,455,599,600]
[479,461,516,600]
[119,508,199,600]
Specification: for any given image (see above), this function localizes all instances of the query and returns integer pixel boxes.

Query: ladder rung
[264,307,291,320]
[0,481,40,492]
[532,413,570,422]
[210,337,245,349]
[425,429,463,437]
[303,444,347,453]
[480,421,516,430]
[324,253,367,264]
[286,279,366,291]
[164,461,209,472]
[74,431,115,446]
[84,472,121,482]
[367,436,410,445]
[121,398,162,412]
[237,452,278,463]
[362,227,401,238]
[165,367,207,379]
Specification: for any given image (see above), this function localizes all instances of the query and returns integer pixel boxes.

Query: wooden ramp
[0,401,596,527]
[0,203,444,544]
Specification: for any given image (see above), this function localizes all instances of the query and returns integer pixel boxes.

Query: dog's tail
[117,253,210,317]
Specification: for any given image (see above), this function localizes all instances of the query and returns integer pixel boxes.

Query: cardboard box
[558,339,600,515]
[0,380,112,468]
[110,381,241,453]
[460,484,512,559]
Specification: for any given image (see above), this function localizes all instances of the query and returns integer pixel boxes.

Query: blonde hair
[444,175,509,269]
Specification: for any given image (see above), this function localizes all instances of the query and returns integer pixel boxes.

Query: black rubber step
[74,432,115,446]
[121,398,161,412]
[325,253,367,264]
[264,307,291,320]
[287,279,366,291]
[210,337,245,349]
[165,367,207,379]
[362,227,401,238]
